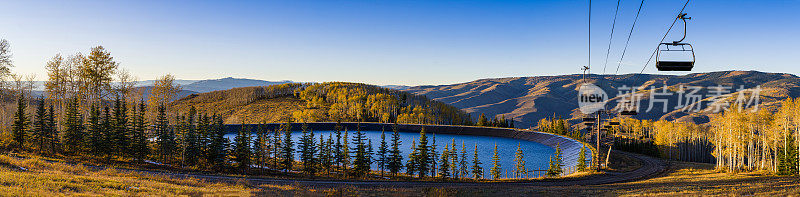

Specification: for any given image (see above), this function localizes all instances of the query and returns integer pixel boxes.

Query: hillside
[405,71,800,128]
[169,82,472,125]
[180,77,294,93]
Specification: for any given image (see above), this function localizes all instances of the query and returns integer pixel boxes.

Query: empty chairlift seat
[656,42,695,71]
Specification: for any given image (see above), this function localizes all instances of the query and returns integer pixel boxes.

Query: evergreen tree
[316,134,331,174]
[449,140,458,178]
[100,106,112,159]
[62,97,85,154]
[471,143,483,180]
[341,129,351,173]
[513,143,527,178]
[334,128,344,169]
[154,104,176,164]
[252,123,268,171]
[32,98,47,153]
[377,130,389,175]
[130,100,149,162]
[182,106,200,166]
[406,139,418,176]
[298,123,317,175]
[415,128,430,177]
[546,143,564,177]
[271,129,282,169]
[207,114,229,170]
[438,142,451,178]
[490,143,501,180]
[45,103,58,154]
[577,145,588,172]
[86,105,103,157]
[11,95,29,151]
[233,124,252,172]
[111,97,130,158]
[459,142,469,179]
[387,125,404,176]
[429,133,437,176]
[280,122,294,172]
[351,128,370,177]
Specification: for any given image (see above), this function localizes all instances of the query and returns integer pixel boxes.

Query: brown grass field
[1,153,799,196]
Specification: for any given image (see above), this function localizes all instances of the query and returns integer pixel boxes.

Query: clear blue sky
[1,0,798,86]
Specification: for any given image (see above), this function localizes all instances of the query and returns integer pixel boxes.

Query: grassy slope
[170,96,306,124]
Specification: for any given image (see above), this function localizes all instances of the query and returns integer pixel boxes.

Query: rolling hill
[404,71,800,128]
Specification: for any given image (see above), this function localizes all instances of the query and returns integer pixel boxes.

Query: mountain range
[405,71,800,128]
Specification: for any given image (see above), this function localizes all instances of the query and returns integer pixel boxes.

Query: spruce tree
[449,140,458,178]
[253,123,268,171]
[207,114,229,170]
[183,106,200,166]
[341,129,351,173]
[100,106,112,159]
[513,143,527,178]
[415,128,430,178]
[233,124,252,173]
[154,104,175,164]
[130,100,149,162]
[377,130,389,175]
[546,143,564,177]
[387,125,403,176]
[577,145,588,172]
[429,133,437,176]
[471,143,483,180]
[298,123,317,175]
[32,98,47,153]
[490,143,501,180]
[459,142,469,179]
[334,128,344,169]
[45,103,58,154]
[111,97,130,158]
[438,143,451,178]
[62,97,84,154]
[271,129,282,169]
[406,139,418,176]
[11,95,29,151]
[351,128,370,177]
[316,134,330,174]
[280,122,294,172]
[86,105,103,157]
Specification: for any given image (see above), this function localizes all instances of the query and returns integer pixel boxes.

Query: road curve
[115,150,666,188]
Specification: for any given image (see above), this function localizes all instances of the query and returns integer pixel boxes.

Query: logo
[578,83,608,114]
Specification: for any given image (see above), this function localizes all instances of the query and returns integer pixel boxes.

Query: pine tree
[271,129,282,169]
[438,142,451,178]
[45,103,58,154]
[62,97,84,154]
[471,143,483,180]
[32,98,47,153]
[154,104,175,165]
[11,95,29,151]
[577,145,588,172]
[253,123,268,171]
[280,122,294,172]
[429,133,437,176]
[377,130,389,175]
[316,134,330,174]
[341,129,351,173]
[334,128,344,169]
[387,125,404,176]
[546,143,564,177]
[298,123,317,175]
[459,142,469,179]
[448,141,457,178]
[415,128,430,177]
[207,114,229,170]
[182,106,200,166]
[111,97,130,158]
[490,143,501,180]
[87,105,103,157]
[406,139,418,176]
[351,128,370,177]
[233,124,252,173]
[130,100,149,162]
[100,106,112,159]
[513,143,527,178]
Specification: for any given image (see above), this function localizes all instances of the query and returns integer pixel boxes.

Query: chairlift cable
[601,0,622,75]
[614,0,645,75]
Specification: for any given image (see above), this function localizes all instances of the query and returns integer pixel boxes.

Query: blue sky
[1,0,798,86]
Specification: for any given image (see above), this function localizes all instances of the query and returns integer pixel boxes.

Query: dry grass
[0,154,252,196]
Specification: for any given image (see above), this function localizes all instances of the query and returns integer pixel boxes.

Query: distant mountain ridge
[404,71,800,128]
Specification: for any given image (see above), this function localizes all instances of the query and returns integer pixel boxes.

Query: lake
[225,130,556,178]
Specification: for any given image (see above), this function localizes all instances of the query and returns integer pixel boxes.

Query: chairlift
[656,13,694,71]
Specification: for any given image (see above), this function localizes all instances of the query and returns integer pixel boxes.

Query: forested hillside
[169,82,473,125]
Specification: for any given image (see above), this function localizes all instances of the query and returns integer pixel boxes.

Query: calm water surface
[225,130,555,178]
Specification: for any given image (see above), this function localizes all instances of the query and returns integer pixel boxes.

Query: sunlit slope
[405,71,800,128]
